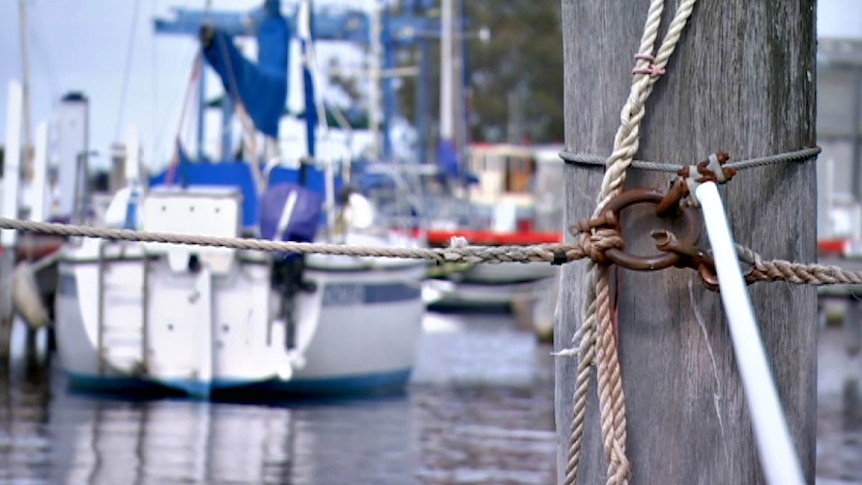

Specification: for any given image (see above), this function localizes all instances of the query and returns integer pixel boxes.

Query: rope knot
[571,211,618,237]
[578,227,624,266]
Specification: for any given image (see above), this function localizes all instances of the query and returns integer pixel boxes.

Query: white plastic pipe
[694,182,804,485]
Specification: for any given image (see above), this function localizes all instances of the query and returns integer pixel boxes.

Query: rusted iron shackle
[598,188,702,271]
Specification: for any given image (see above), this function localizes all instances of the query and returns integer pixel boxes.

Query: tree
[396,0,564,144]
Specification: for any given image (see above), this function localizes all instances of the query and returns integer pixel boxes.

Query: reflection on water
[0,312,556,485]
[818,328,862,484]
[1,315,859,484]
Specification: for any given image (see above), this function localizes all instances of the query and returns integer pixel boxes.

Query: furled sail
[201,0,289,138]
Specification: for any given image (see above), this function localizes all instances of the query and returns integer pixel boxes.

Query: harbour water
[0,311,859,484]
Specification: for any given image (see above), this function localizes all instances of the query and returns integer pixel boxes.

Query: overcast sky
[0,0,373,169]
[0,0,860,170]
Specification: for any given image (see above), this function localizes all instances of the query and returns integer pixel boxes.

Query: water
[0,313,859,484]
[0,312,555,485]
[817,326,862,484]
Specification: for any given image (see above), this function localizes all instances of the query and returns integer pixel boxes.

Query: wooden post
[556,1,817,483]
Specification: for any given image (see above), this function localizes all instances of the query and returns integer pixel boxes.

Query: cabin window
[505,156,536,193]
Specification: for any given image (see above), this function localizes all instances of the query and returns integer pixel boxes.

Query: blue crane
[153,1,459,164]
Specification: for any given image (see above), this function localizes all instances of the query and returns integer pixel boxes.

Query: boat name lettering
[322,284,366,307]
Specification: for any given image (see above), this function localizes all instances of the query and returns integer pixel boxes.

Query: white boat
[54,0,428,398]
[56,183,427,398]
[423,143,564,340]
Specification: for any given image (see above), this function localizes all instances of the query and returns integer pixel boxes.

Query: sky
[0,0,860,171]
[0,0,378,171]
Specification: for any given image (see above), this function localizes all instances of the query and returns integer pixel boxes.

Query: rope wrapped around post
[564,0,699,483]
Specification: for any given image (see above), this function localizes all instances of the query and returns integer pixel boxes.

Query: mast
[368,0,384,160]
[18,0,32,171]
[439,0,453,145]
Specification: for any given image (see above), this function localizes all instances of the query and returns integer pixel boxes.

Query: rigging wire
[151,0,159,166]
[115,0,143,142]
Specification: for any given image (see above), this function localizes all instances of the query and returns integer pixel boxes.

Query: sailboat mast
[368,0,384,160]
[18,0,32,165]
[439,0,453,142]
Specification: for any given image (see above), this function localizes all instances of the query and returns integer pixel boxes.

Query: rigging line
[115,0,143,142]
[152,44,199,163]
[151,0,159,167]
[26,12,60,105]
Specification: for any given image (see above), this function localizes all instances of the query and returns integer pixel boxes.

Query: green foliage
[397,0,564,144]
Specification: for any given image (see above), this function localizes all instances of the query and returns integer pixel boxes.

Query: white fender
[12,261,50,330]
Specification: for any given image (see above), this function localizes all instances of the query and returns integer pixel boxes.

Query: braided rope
[2,214,860,288]
[0,217,620,266]
[737,244,862,286]
[569,1,698,483]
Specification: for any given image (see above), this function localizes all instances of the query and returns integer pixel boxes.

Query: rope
[1,216,859,288]
[559,146,821,173]
[0,217,624,266]
[167,53,204,186]
[568,1,698,483]
[737,244,862,286]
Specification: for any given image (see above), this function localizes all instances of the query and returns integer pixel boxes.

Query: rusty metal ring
[602,188,701,271]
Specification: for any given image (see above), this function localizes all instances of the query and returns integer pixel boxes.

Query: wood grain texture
[555,1,817,483]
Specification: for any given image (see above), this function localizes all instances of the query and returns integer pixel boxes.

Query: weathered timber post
[556,1,817,483]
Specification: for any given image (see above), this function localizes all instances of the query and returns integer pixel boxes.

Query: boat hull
[55,238,426,398]
[427,264,559,341]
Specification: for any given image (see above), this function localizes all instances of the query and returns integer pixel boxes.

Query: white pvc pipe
[694,182,804,485]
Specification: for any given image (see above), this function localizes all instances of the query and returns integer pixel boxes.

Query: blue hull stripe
[65,368,412,399]
[321,282,420,307]
[59,273,420,307]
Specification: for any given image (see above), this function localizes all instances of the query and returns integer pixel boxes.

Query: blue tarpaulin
[202,0,289,137]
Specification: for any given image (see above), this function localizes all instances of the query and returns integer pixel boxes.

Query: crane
[153,1,462,164]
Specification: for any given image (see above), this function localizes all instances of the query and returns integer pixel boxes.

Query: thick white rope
[567,1,698,483]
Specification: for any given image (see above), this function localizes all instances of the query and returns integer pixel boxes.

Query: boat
[422,143,564,340]
[54,0,427,398]
[2,82,89,337]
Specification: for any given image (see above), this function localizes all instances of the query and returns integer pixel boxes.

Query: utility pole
[556,1,817,484]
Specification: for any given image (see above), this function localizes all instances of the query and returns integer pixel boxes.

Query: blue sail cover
[436,139,460,177]
[202,0,289,137]
[258,183,323,243]
[149,156,338,230]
